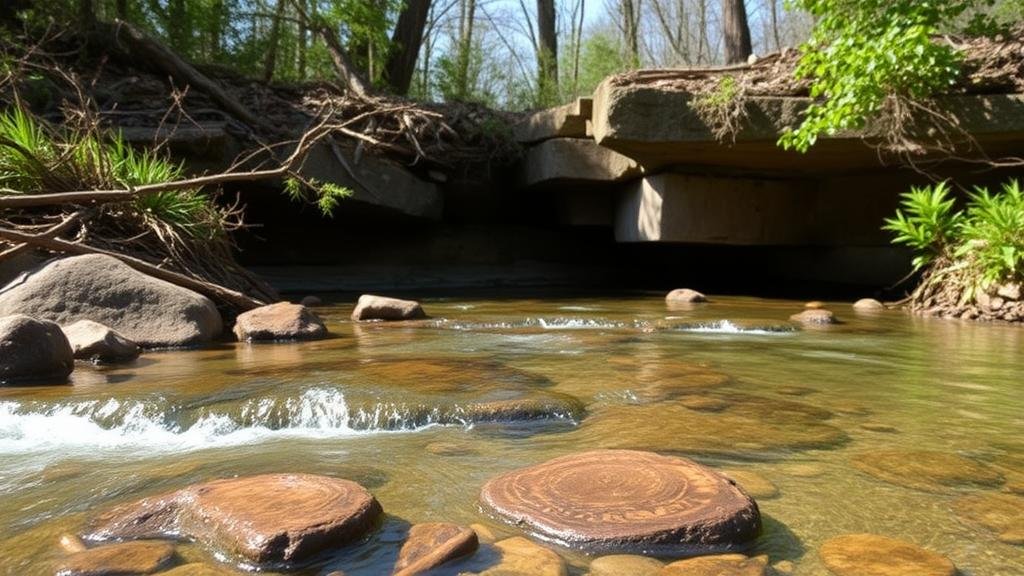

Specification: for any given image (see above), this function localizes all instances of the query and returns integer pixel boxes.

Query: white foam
[676,320,795,335]
[0,388,430,455]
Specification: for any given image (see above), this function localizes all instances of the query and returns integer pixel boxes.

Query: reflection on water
[1,294,1023,575]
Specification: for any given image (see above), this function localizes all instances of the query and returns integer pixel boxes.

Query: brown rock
[63,320,140,363]
[470,523,497,544]
[56,540,176,576]
[997,283,1021,301]
[0,314,74,384]
[477,537,567,576]
[859,422,899,433]
[852,298,885,311]
[159,564,243,576]
[721,470,779,499]
[819,534,956,576]
[59,533,87,553]
[351,294,426,321]
[772,560,795,574]
[776,386,815,396]
[480,450,761,554]
[805,301,826,309]
[851,450,1003,493]
[660,554,768,575]
[588,554,663,576]
[87,474,381,565]
[678,396,729,412]
[665,289,707,304]
[954,492,1024,545]
[233,302,328,341]
[393,522,478,576]
[789,309,837,325]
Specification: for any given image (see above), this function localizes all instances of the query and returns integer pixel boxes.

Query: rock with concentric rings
[86,473,381,565]
[479,450,761,554]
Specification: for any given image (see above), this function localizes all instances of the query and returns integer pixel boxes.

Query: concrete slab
[518,138,642,187]
[514,101,589,143]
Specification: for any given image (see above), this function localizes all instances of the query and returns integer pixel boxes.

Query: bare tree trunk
[721,0,751,64]
[536,0,558,102]
[167,0,187,53]
[263,0,287,81]
[385,0,430,94]
[620,0,641,68]
[456,0,477,98]
[288,0,372,97]
[297,0,308,79]
[768,0,781,51]
[572,0,584,96]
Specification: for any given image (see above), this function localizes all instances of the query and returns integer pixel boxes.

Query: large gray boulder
[0,255,222,348]
[0,314,74,384]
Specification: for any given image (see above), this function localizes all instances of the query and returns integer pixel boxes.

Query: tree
[721,0,751,63]
[385,0,431,94]
[536,0,558,103]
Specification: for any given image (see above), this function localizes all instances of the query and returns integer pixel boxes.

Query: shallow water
[1,294,1023,575]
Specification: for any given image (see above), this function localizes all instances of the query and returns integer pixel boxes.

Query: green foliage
[575,30,629,97]
[884,180,1024,294]
[284,176,352,217]
[883,182,962,271]
[779,0,971,153]
[0,107,224,239]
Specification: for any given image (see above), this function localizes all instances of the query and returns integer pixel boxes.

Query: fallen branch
[0,225,265,310]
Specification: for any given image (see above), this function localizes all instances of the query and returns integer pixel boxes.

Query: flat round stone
[819,534,955,576]
[56,540,176,576]
[480,450,761,554]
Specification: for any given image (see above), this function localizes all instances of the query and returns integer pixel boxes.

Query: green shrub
[884,179,1024,299]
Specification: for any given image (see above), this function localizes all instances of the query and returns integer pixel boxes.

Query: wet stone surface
[851,449,1004,493]
[56,540,176,576]
[818,534,956,576]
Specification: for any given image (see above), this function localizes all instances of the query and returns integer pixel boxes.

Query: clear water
[1,294,1022,575]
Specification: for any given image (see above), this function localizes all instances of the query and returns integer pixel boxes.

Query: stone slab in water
[819,534,956,576]
[0,314,74,384]
[351,294,426,321]
[233,302,328,341]
[659,554,768,576]
[721,470,779,499]
[87,473,381,565]
[789,309,837,325]
[588,554,663,576]
[954,492,1024,544]
[0,255,222,347]
[394,522,478,576]
[480,450,761,554]
[665,288,707,304]
[56,540,176,576]
[851,449,1003,493]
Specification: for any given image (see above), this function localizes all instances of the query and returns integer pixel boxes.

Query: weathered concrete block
[514,100,590,143]
[519,138,642,187]
[614,174,816,245]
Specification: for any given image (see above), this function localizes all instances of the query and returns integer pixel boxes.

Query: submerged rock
[56,540,176,576]
[573,398,846,457]
[665,288,707,304]
[954,492,1024,545]
[63,320,140,363]
[233,302,328,341]
[159,564,244,576]
[853,298,885,311]
[819,534,956,576]
[851,449,1003,493]
[789,309,837,325]
[0,255,222,347]
[394,522,478,576]
[480,450,761,554]
[476,537,567,576]
[351,294,426,321]
[87,473,381,565]
[659,554,768,576]
[721,470,779,499]
[588,554,663,576]
[0,314,74,384]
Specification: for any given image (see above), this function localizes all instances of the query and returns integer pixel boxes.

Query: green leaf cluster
[884,179,1024,293]
[779,0,972,152]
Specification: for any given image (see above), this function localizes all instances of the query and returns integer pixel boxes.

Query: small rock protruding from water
[0,314,74,384]
[853,298,886,311]
[351,294,427,321]
[56,540,177,576]
[58,533,87,554]
[954,492,1024,545]
[665,288,708,304]
[300,295,323,307]
[233,302,328,341]
[63,320,140,363]
[659,554,768,575]
[805,301,826,309]
[588,554,663,576]
[477,537,567,576]
[87,473,382,565]
[480,450,761,554]
[819,534,956,576]
[789,309,837,325]
[393,522,478,576]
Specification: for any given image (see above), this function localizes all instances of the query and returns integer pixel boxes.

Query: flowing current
[1,294,1022,575]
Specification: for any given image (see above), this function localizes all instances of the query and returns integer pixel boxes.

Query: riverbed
[1,293,1022,575]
